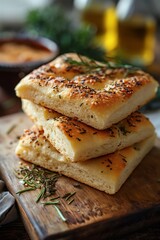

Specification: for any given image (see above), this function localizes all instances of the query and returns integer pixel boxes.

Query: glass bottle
[75,0,118,54]
[116,0,156,65]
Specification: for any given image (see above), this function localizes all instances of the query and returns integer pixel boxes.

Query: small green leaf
[16,187,36,195]
[53,205,67,222]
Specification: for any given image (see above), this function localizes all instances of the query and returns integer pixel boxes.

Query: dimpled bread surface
[22,99,155,162]
[15,126,156,194]
[15,53,159,130]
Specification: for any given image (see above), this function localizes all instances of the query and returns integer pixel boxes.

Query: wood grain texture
[0,113,160,240]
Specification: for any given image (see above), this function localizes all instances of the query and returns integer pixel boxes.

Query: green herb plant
[26,5,105,61]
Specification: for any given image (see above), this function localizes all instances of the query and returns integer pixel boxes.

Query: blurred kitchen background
[0,0,160,115]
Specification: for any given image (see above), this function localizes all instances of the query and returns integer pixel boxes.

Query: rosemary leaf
[6,124,17,135]
[53,205,67,222]
[43,200,60,205]
[36,187,46,203]
[62,192,71,199]
[68,199,74,205]
[63,191,76,201]
[16,187,36,195]
[50,196,60,201]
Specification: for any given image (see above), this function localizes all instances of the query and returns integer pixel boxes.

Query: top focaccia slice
[15,53,159,130]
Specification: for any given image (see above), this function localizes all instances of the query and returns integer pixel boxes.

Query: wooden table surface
[1,217,160,240]
[0,88,160,240]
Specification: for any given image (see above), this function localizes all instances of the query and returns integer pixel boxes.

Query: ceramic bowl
[0,34,59,94]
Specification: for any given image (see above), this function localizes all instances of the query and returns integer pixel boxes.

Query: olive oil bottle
[80,0,118,53]
[116,0,156,65]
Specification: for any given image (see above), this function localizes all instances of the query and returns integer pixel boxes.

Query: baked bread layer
[15,126,155,194]
[22,99,155,162]
[15,53,159,130]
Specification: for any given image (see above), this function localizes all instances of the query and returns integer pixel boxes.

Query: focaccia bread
[15,126,155,194]
[22,99,155,162]
[15,53,159,130]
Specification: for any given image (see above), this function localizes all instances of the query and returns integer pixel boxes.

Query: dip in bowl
[0,34,59,94]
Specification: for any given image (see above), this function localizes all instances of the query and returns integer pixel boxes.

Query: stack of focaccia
[15,53,158,194]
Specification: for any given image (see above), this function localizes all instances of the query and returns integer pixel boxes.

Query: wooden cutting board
[0,112,160,240]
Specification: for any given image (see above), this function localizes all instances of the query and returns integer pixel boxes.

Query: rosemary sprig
[15,164,60,200]
[65,55,139,75]
[65,56,105,72]
[15,164,76,222]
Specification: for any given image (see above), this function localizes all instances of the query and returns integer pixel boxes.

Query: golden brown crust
[51,111,154,142]
[15,126,156,194]
[15,53,159,129]
[22,100,155,162]
[28,56,153,109]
